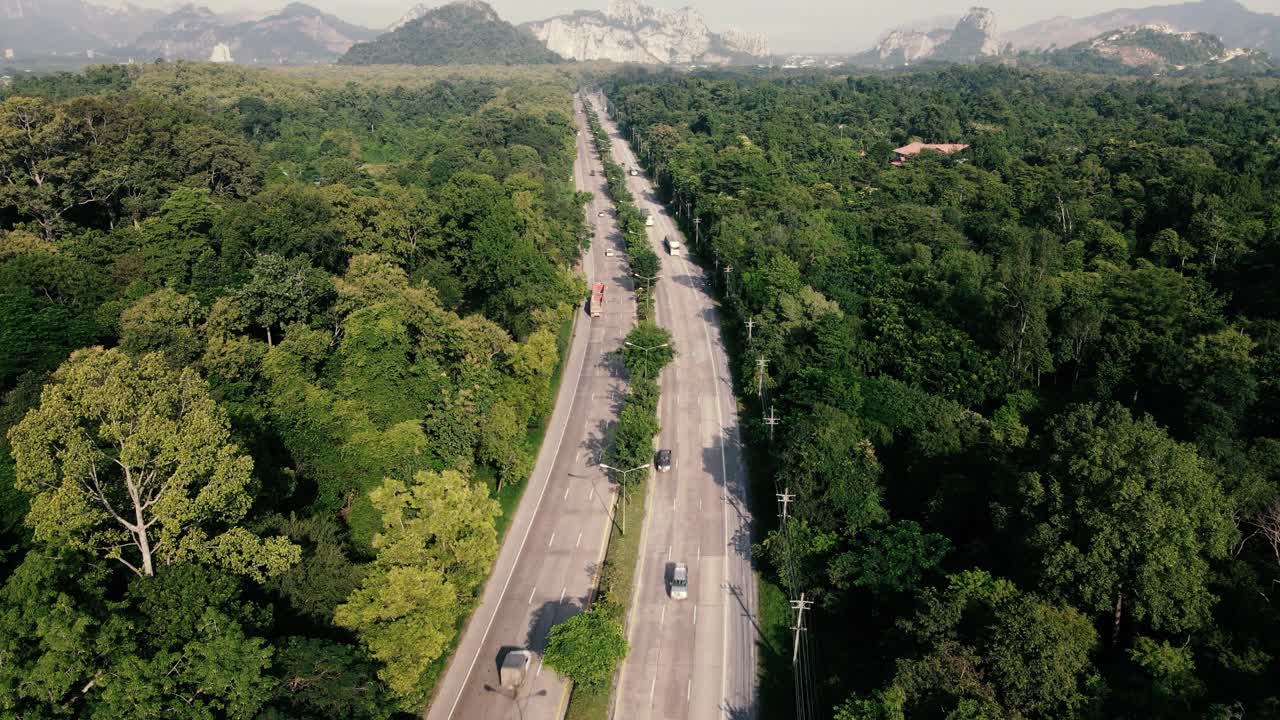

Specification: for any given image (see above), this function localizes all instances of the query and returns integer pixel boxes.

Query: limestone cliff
[523,0,769,65]
[855,6,1002,68]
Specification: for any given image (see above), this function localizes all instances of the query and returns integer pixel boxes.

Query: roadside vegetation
[0,63,586,718]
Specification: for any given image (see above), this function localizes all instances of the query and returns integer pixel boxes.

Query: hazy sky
[183,0,1280,53]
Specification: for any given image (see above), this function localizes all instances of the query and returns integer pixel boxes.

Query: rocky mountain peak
[523,0,768,65]
[857,6,1002,67]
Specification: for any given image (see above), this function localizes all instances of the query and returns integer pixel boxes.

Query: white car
[671,562,689,600]
[664,236,682,256]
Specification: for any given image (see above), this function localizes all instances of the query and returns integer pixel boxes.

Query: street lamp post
[598,463,648,534]
[624,341,670,353]
[631,272,659,292]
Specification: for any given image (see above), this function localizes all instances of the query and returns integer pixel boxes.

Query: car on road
[665,236,682,256]
[671,562,689,600]
[645,214,655,227]
[655,449,672,472]
[598,210,606,217]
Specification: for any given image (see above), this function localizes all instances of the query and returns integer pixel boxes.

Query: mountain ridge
[1007,0,1280,56]
[128,2,377,63]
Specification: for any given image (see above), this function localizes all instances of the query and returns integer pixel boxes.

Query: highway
[596,94,760,720]
[424,93,635,720]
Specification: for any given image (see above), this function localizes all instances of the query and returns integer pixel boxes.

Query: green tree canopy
[542,609,629,690]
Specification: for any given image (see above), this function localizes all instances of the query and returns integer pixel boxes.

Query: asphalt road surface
[596,94,760,720]
[425,93,636,720]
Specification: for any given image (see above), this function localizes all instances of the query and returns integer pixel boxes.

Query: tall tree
[7,347,299,579]
[335,469,499,709]
[1023,402,1235,639]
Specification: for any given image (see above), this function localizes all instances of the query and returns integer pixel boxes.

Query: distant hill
[853,7,1003,68]
[130,3,378,64]
[1008,0,1280,56]
[0,0,162,58]
[1034,25,1275,74]
[340,0,562,66]
[521,0,769,66]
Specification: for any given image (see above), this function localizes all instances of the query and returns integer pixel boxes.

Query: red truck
[590,282,605,318]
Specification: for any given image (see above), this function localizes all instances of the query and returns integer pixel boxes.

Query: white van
[645,214,655,227]
[665,236,682,256]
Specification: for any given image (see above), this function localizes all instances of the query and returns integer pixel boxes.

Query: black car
[655,449,672,472]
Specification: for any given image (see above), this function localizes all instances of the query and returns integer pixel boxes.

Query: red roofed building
[891,142,970,166]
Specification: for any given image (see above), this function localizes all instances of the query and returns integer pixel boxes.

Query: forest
[0,62,586,718]
[604,66,1280,718]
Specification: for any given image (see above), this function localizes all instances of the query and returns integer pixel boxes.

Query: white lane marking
[536,658,544,678]
[688,679,692,703]
[667,545,672,561]
[649,677,657,703]
[548,532,556,548]
[564,485,571,501]
[698,544,702,564]
[528,586,537,605]
[660,605,666,626]
[576,532,582,548]
[560,587,567,604]
[693,604,698,626]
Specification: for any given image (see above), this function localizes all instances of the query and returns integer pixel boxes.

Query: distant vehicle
[665,236,682,256]
[656,449,672,472]
[629,167,639,177]
[500,650,532,691]
[671,562,689,600]
[598,210,606,217]
[590,282,605,318]
[645,214,655,227]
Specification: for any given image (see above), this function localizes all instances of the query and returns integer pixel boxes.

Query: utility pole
[765,405,781,443]
[777,486,794,523]
[693,217,701,246]
[746,317,755,341]
[790,593,813,664]
[723,264,733,293]
[756,355,768,398]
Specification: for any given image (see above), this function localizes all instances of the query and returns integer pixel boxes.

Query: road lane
[595,93,759,720]
[425,94,636,720]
